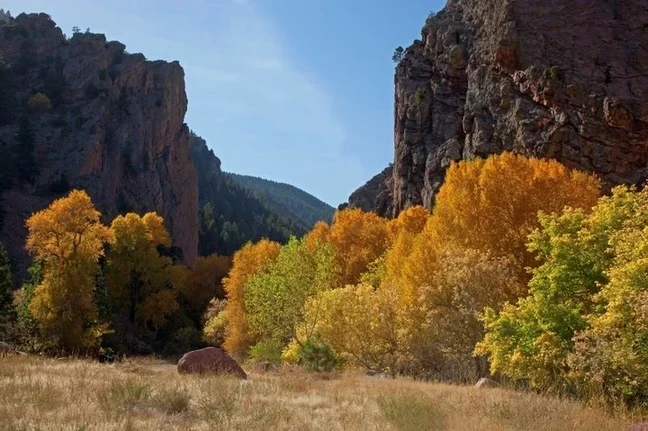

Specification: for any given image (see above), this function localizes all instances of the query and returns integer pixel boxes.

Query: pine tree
[16,116,37,184]
[0,240,16,331]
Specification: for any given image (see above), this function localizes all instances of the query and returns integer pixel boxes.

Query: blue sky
[6,0,446,206]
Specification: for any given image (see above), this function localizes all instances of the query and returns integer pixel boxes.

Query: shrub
[300,335,339,372]
[248,339,283,365]
[203,299,228,346]
[27,92,52,112]
[413,88,426,107]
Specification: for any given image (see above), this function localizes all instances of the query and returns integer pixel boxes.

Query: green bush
[248,339,283,365]
[300,335,339,372]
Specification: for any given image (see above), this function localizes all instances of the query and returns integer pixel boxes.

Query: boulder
[177,347,247,379]
[0,341,13,355]
[475,378,498,388]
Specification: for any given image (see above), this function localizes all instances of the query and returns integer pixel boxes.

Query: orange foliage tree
[222,239,281,358]
[417,152,601,279]
[304,220,330,251]
[328,208,391,286]
[25,190,111,351]
[383,206,431,287]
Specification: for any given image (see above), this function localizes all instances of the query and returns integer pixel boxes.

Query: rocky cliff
[350,0,648,217]
[0,13,198,275]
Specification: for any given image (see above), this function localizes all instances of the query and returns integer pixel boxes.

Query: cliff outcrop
[350,0,648,216]
[0,13,198,275]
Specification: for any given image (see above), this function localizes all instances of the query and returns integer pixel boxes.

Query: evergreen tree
[0,240,16,331]
[16,116,37,184]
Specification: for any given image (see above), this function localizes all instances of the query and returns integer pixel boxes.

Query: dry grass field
[0,355,640,430]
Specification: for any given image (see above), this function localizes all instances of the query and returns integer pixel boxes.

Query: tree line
[203,152,648,405]
[0,190,230,356]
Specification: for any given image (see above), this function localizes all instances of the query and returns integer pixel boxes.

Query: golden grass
[0,355,640,430]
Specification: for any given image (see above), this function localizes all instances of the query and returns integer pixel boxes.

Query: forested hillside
[228,173,334,232]
[190,134,308,257]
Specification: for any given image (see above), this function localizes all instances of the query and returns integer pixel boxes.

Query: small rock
[255,361,271,373]
[366,370,395,379]
[177,347,247,379]
[475,377,498,388]
[629,423,648,431]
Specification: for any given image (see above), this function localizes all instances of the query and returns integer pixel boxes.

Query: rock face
[177,347,247,379]
[347,165,393,215]
[350,0,648,217]
[0,13,198,274]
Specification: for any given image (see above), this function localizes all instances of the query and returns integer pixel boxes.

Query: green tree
[244,238,336,347]
[0,240,15,334]
[300,335,339,372]
[0,56,17,125]
[476,186,644,393]
[569,187,648,403]
[392,46,405,63]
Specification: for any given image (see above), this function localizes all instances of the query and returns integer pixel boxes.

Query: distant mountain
[227,173,334,232]
[190,133,312,257]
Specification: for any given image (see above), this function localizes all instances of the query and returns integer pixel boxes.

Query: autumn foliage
[25,190,111,351]
[21,190,228,354]
[216,153,606,386]
[19,152,648,406]
[221,239,281,358]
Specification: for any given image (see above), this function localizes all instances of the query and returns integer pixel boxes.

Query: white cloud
[183,2,365,204]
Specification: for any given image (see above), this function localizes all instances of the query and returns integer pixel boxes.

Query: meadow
[0,355,638,431]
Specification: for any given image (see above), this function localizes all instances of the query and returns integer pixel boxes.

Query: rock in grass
[475,378,498,388]
[177,347,247,379]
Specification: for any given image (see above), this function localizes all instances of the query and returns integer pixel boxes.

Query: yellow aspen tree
[26,190,110,351]
[106,212,179,332]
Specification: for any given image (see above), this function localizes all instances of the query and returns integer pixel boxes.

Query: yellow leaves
[109,212,169,252]
[328,208,391,286]
[26,189,110,262]
[25,190,110,351]
[304,221,330,251]
[203,298,228,346]
[426,152,601,278]
[301,283,401,370]
[138,289,179,330]
[106,212,178,331]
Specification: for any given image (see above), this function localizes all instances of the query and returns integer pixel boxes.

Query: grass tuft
[378,392,446,431]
